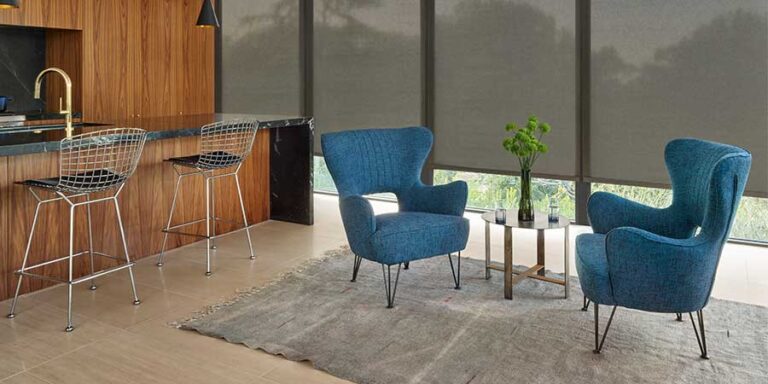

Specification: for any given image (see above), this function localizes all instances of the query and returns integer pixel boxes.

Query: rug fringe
[170,245,352,328]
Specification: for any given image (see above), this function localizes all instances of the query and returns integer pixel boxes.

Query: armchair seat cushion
[370,212,470,265]
[575,233,616,306]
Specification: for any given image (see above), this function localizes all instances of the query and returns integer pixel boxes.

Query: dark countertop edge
[0,116,313,157]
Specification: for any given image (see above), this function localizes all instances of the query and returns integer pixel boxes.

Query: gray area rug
[179,247,768,384]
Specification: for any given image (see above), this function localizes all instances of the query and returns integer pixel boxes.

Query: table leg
[564,225,570,299]
[504,226,514,299]
[485,221,491,280]
[537,229,545,276]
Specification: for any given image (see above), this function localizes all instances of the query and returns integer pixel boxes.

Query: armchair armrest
[339,195,376,256]
[588,192,685,237]
[604,227,716,312]
[400,181,468,216]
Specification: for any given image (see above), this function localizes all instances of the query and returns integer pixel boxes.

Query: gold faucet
[34,67,74,138]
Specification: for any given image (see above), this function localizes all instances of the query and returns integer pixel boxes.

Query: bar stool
[156,119,259,275]
[7,128,148,332]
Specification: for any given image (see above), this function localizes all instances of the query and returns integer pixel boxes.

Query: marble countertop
[0,113,313,156]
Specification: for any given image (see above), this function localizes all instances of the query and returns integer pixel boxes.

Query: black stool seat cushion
[166,151,243,169]
[18,169,127,191]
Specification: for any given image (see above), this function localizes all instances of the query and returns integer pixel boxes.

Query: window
[589,0,768,195]
[313,0,421,154]
[593,183,768,242]
[434,169,575,219]
[433,0,578,179]
[220,0,301,115]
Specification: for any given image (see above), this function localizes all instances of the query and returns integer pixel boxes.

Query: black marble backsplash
[0,26,46,114]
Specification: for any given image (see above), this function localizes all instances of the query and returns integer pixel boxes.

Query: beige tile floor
[1,194,766,383]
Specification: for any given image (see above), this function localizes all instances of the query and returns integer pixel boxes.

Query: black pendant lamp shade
[196,0,219,28]
[0,0,19,9]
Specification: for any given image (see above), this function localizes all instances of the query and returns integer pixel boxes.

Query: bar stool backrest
[58,128,148,193]
[198,119,259,169]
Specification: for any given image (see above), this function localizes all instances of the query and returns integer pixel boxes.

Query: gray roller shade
[313,0,422,154]
[220,0,301,115]
[589,0,768,196]
[433,0,578,179]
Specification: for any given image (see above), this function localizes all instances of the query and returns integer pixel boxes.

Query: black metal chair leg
[448,252,461,290]
[582,296,591,311]
[593,303,618,354]
[676,313,683,322]
[404,262,409,270]
[351,255,362,282]
[381,263,402,308]
[690,310,709,359]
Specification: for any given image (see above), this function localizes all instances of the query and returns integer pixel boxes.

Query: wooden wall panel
[0,158,9,299]
[181,0,215,115]
[45,30,83,114]
[140,0,184,118]
[0,0,82,30]
[81,0,142,121]
[5,0,215,119]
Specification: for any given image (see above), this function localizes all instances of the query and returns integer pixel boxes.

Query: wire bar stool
[156,119,259,275]
[7,128,148,332]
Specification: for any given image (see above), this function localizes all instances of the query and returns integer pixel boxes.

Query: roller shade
[589,0,768,196]
[313,0,422,154]
[433,0,578,179]
[220,0,301,115]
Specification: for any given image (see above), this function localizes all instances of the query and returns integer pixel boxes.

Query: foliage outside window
[433,169,575,219]
[315,157,766,242]
[314,156,396,200]
[593,183,768,242]
[315,156,337,193]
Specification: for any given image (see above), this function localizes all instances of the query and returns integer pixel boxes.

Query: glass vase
[518,169,534,221]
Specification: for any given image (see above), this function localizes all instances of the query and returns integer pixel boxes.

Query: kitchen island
[0,113,313,300]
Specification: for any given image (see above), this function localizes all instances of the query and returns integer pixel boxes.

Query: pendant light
[196,0,219,28]
[0,0,19,9]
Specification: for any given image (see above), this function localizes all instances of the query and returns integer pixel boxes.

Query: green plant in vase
[502,115,551,221]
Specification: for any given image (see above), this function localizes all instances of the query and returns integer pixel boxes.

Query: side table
[481,211,570,300]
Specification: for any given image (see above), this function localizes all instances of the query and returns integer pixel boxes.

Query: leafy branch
[502,115,551,171]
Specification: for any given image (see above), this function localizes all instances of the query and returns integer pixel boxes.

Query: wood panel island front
[0,114,314,300]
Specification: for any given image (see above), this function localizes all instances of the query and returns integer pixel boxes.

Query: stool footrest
[166,216,243,231]
[18,262,135,286]
[21,250,122,272]
[161,229,209,239]
[71,263,135,284]
[162,217,252,240]
[17,272,68,284]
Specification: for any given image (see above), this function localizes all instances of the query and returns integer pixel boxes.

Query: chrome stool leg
[160,120,259,272]
[205,175,213,276]
[235,173,255,260]
[66,203,75,332]
[210,177,217,250]
[113,197,141,306]
[157,173,183,267]
[12,128,147,332]
[86,194,97,290]
[7,198,43,319]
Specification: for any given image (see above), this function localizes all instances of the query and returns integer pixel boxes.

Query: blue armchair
[576,138,751,358]
[321,127,470,308]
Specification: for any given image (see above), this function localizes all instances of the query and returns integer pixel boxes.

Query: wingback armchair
[321,127,470,308]
[576,138,751,358]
